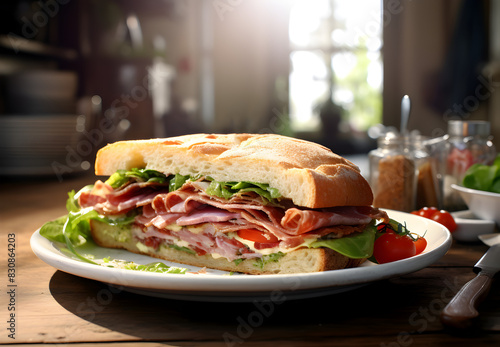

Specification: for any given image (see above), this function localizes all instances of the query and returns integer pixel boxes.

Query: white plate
[31,210,452,302]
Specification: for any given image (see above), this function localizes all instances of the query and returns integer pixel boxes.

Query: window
[288,0,383,133]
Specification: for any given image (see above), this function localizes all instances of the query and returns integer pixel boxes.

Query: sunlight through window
[289,0,383,133]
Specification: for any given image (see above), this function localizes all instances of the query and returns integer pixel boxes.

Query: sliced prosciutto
[176,206,241,226]
[79,180,171,214]
[280,206,388,235]
[79,179,387,259]
[132,224,260,261]
[149,183,386,237]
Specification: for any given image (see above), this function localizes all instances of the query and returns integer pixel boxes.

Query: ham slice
[176,206,241,226]
[80,179,387,258]
[137,205,242,229]
[79,181,170,214]
[280,206,385,235]
[153,186,383,237]
[132,224,261,261]
[147,213,185,229]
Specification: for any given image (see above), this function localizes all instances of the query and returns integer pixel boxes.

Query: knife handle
[441,272,492,329]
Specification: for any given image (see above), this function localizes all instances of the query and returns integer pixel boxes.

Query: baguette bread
[95,133,373,208]
[90,220,366,275]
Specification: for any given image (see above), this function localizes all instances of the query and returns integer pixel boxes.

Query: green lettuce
[105,168,170,188]
[169,174,191,191]
[308,223,377,259]
[105,168,281,203]
[462,155,500,193]
[206,180,281,203]
[253,252,286,269]
[40,189,187,273]
[102,257,188,274]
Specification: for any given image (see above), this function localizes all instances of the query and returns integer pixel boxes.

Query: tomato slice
[237,229,279,243]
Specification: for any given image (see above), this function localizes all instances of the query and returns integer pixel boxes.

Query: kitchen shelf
[0,34,78,60]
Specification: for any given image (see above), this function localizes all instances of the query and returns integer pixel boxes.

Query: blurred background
[0,0,498,178]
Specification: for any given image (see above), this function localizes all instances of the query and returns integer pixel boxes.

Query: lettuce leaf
[169,174,191,192]
[39,215,68,244]
[105,168,170,188]
[253,252,286,269]
[206,180,281,202]
[105,169,191,192]
[124,262,187,274]
[462,155,500,193]
[41,190,136,245]
[101,258,188,274]
[104,168,282,203]
[308,224,376,259]
[40,190,185,272]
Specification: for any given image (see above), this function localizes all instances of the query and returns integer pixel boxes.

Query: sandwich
[44,133,390,274]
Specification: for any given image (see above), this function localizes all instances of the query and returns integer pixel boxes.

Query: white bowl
[451,184,500,227]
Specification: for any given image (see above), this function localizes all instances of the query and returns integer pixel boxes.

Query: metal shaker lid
[448,120,491,137]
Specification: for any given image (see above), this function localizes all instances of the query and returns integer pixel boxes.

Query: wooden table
[1,174,500,346]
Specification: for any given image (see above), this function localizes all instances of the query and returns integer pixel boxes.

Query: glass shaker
[413,135,441,209]
[443,120,496,210]
[369,133,417,212]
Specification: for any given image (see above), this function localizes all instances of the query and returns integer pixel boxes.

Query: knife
[441,241,500,329]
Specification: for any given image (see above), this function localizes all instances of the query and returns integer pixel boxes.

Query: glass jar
[369,133,440,212]
[369,133,417,212]
[443,120,496,210]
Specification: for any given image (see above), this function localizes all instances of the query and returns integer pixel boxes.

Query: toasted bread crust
[94,133,373,208]
[90,220,365,275]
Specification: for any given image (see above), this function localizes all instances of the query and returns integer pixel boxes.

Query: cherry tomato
[411,206,438,219]
[373,232,416,264]
[411,207,457,233]
[431,210,457,233]
[377,223,393,233]
[237,229,279,243]
[413,236,427,255]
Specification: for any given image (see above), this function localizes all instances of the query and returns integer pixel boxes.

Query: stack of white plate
[0,114,90,176]
[5,71,78,114]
